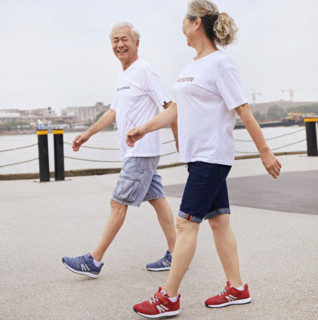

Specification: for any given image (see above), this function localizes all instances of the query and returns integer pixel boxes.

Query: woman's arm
[163,101,179,151]
[236,104,282,179]
[126,102,177,147]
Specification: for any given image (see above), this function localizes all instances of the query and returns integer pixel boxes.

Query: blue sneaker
[62,253,104,279]
[146,250,172,271]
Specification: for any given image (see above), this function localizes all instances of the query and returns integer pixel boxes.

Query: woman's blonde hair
[187,0,237,47]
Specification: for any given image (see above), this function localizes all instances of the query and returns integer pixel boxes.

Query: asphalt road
[164,170,318,215]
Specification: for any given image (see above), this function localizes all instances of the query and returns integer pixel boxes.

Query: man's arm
[126,102,177,147]
[163,101,179,151]
[72,109,116,152]
[235,103,281,179]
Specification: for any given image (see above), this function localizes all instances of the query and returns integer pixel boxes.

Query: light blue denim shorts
[111,156,165,207]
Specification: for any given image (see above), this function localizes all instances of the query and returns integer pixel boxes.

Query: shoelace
[148,295,160,304]
[218,288,229,296]
[75,255,89,264]
[159,255,171,266]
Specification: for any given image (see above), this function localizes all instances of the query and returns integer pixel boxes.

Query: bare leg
[149,198,176,253]
[92,200,128,262]
[209,213,243,287]
[163,217,200,297]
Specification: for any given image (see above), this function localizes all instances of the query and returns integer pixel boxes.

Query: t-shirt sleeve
[143,67,171,108]
[110,96,117,112]
[216,67,247,110]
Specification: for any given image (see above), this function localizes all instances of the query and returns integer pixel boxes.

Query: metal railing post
[53,129,65,181]
[37,129,50,182]
[305,118,318,156]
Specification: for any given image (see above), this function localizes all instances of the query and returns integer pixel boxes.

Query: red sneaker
[205,282,251,308]
[133,287,181,318]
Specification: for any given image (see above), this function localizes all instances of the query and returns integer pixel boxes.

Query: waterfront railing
[0,123,317,180]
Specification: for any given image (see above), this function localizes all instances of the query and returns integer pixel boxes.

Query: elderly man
[62,22,177,278]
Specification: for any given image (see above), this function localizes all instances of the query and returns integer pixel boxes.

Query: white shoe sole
[206,297,251,308]
[63,262,99,279]
[134,309,180,318]
[146,267,170,272]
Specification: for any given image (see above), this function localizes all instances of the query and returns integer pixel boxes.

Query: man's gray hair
[110,22,140,41]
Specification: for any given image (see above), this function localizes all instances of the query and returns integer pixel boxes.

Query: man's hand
[260,149,282,179]
[72,132,90,152]
[126,125,147,147]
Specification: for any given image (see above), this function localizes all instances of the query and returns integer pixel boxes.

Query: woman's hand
[260,149,282,179]
[126,125,147,147]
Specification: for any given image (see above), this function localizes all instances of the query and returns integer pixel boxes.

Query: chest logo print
[117,86,130,91]
[176,77,194,83]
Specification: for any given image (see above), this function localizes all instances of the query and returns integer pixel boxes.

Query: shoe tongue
[225,281,231,290]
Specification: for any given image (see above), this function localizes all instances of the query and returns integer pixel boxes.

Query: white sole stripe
[63,263,98,279]
[147,267,170,271]
[206,297,251,308]
[136,310,180,318]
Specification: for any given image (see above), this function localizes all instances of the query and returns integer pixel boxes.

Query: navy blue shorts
[179,162,231,223]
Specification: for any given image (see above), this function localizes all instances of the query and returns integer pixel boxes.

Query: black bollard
[305,119,318,156]
[37,129,50,182]
[53,129,65,181]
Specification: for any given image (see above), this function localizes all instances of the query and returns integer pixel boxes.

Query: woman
[126,0,281,318]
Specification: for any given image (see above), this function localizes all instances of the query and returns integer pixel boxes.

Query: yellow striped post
[53,129,65,180]
[304,118,318,122]
[304,118,318,156]
[37,129,50,181]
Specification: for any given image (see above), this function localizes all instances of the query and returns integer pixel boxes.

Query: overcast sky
[1,0,318,114]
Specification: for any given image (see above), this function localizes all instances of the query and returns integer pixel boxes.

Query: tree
[267,105,287,120]
[253,111,266,121]
[95,111,106,122]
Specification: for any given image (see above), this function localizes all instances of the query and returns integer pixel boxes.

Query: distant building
[0,111,21,124]
[61,102,110,123]
[0,107,57,121]
[0,103,113,131]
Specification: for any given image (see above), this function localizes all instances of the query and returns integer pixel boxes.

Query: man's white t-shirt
[173,50,247,166]
[111,59,170,160]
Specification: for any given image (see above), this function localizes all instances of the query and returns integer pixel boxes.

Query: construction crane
[282,88,318,101]
[249,90,262,113]
[281,87,294,101]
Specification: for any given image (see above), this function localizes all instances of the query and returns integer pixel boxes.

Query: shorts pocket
[113,176,141,202]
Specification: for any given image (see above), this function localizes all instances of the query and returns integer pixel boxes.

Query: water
[0,126,307,174]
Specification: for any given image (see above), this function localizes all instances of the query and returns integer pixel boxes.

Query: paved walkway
[0,155,318,319]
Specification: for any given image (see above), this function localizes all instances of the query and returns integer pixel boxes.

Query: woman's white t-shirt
[111,59,170,160]
[173,50,247,166]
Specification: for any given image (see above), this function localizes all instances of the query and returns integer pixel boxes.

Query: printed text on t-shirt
[117,86,131,91]
[176,77,194,83]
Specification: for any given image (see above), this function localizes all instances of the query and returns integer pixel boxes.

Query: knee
[149,198,160,208]
[176,216,199,233]
[148,198,165,208]
[209,215,230,232]
[110,199,126,215]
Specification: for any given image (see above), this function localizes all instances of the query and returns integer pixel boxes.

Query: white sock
[160,288,178,302]
[235,285,245,291]
[91,254,103,267]
[168,296,178,302]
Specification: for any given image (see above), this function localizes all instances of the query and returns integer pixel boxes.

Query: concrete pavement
[0,154,318,319]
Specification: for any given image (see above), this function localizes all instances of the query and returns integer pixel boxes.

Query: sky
[1,0,318,114]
